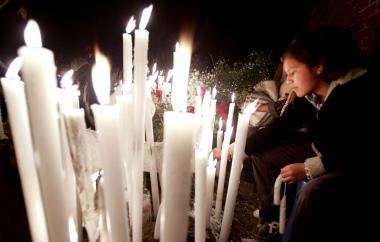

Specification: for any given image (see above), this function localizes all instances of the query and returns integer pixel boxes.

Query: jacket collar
[306,68,367,110]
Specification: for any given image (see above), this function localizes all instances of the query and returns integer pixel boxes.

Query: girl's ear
[315,58,325,75]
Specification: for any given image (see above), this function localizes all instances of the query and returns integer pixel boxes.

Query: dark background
[1,0,313,72]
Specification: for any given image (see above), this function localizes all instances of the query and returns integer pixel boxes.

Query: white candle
[219,101,259,242]
[91,51,130,242]
[218,114,249,242]
[226,93,235,129]
[214,126,233,219]
[210,86,217,118]
[216,117,223,149]
[195,86,202,115]
[201,90,211,116]
[123,16,136,87]
[132,5,152,242]
[206,156,217,226]
[116,93,134,221]
[1,57,49,242]
[161,69,172,104]
[92,105,130,242]
[194,148,208,242]
[57,91,80,240]
[161,38,197,242]
[145,90,160,218]
[161,112,198,242]
[18,20,70,242]
[57,69,82,238]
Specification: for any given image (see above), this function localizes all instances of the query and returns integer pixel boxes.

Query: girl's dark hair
[283,26,363,83]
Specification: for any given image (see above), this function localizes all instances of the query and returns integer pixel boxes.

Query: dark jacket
[245,72,375,177]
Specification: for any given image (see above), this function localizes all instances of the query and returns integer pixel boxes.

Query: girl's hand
[212,148,222,160]
[280,163,306,184]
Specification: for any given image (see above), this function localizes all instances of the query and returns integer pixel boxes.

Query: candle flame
[139,4,153,30]
[243,99,260,115]
[92,49,111,105]
[148,70,159,84]
[24,19,42,48]
[219,117,223,131]
[166,69,173,82]
[152,62,157,74]
[196,86,201,96]
[171,37,192,112]
[5,57,23,80]
[231,93,235,103]
[60,69,74,89]
[175,42,180,52]
[125,16,136,34]
[212,86,217,99]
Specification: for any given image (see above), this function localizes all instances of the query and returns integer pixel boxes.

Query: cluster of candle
[0,6,259,242]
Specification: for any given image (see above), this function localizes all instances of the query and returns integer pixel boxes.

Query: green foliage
[152,49,275,141]
[189,49,275,110]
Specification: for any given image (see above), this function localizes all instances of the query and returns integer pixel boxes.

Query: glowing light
[212,86,217,99]
[139,4,153,30]
[125,16,136,34]
[92,49,111,105]
[172,39,192,112]
[24,20,42,48]
[243,99,260,115]
[166,69,173,82]
[231,93,235,103]
[60,69,74,89]
[5,57,23,80]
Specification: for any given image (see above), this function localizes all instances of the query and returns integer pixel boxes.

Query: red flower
[216,101,228,120]
[155,89,162,98]
[201,87,206,97]
[187,106,195,113]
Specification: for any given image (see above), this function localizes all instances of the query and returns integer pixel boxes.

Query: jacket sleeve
[245,97,308,155]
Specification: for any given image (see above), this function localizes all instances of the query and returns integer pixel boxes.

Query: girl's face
[283,56,324,97]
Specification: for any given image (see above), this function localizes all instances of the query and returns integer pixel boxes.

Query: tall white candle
[206,156,217,225]
[18,20,70,242]
[91,51,130,242]
[132,5,152,242]
[1,57,49,242]
[195,86,202,115]
[92,105,131,242]
[194,148,208,242]
[218,101,259,242]
[161,111,198,242]
[116,93,134,222]
[145,90,160,218]
[214,126,233,219]
[123,16,136,87]
[210,86,217,118]
[226,93,235,129]
[57,90,81,240]
[201,90,211,116]
[161,38,197,242]
[218,114,249,242]
[216,117,223,149]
